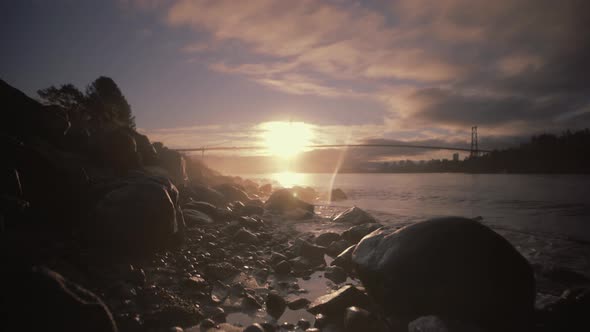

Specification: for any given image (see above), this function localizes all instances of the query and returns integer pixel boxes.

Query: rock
[95,127,141,173]
[407,316,449,332]
[307,285,370,316]
[274,260,291,275]
[266,291,287,319]
[314,232,341,247]
[131,131,158,165]
[324,266,347,284]
[233,227,259,244]
[352,217,535,329]
[214,183,250,203]
[183,209,214,226]
[333,206,376,225]
[326,240,351,258]
[200,318,216,329]
[291,186,317,203]
[331,188,348,201]
[240,204,265,216]
[243,323,265,332]
[90,175,182,252]
[330,245,355,273]
[299,240,326,264]
[184,276,207,290]
[168,327,183,332]
[297,319,311,330]
[342,223,383,244]
[209,307,226,323]
[1,266,117,332]
[270,252,289,264]
[183,200,218,219]
[537,287,590,331]
[154,145,187,184]
[290,256,314,273]
[187,184,225,206]
[344,306,375,332]
[206,262,240,280]
[314,314,328,328]
[287,297,311,310]
[144,305,204,329]
[259,183,272,195]
[284,208,314,220]
[264,189,314,214]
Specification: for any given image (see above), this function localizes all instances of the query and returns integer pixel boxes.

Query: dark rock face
[186,184,225,206]
[331,188,348,201]
[90,175,182,253]
[331,245,356,273]
[266,291,287,319]
[155,145,187,185]
[332,206,376,225]
[233,227,259,244]
[352,217,535,330]
[326,239,351,258]
[1,266,117,332]
[324,266,347,284]
[274,260,291,275]
[307,285,370,316]
[183,209,214,226]
[264,189,314,214]
[214,183,250,204]
[131,131,158,166]
[344,306,376,332]
[314,232,341,247]
[342,223,383,244]
[183,200,218,219]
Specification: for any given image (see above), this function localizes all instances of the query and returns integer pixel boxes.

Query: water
[249,173,590,243]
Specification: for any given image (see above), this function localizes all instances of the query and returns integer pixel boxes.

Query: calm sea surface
[246,173,590,242]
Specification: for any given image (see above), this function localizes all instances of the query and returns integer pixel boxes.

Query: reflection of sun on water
[261,121,313,159]
[273,171,306,188]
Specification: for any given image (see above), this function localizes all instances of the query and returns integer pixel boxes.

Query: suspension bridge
[174,127,489,157]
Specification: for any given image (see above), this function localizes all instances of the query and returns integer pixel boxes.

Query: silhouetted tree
[85,76,135,129]
[37,84,86,119]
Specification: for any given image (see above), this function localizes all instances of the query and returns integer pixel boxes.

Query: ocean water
[246,173,590,279]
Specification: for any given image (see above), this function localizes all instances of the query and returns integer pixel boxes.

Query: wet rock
[333,206,376,225]
[300,240,326,263]
[305,329,320,332]
[168,327,183,332]
[260,321,278,332]
[330,245,355,273]
[407,316,449,332]
[242,293,263,310]
[200,318,216,329]
[243,323,265,332]
[233,227,259,244]
[265,189,314,214]
[307,285,370,316]
[240,204,265,216]
[314,314,328,328]
[183,209,214,226]
[324,266,347,284]
[259,183,272,195]
[144,305,204,329]
[331,188,348,201]
[297,319,311,330]
[90,175,182,253]
[184,275,208,290]
[291,186,317,203]
[206,262,240,280]
[314,232,341,247]
[128,265,147,285]
[266,291,287,319]
[188,184,225,206]
[280,322,295,330]
[1,266,117,332]
[183,200,218,219]
[290,256,314,273]
[238,216,264,230]
[352,217,535,330]
[537,287,590,331]
[270,252,288,264]
[344,306,374,332]
[274,260,292,275]
[342,223,383,244]
[287,297,311,310]
[214,183,250,203]
[209,307,226,323]
[326,240,351,258]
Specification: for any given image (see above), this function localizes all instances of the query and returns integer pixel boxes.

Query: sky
[2,0,590,171]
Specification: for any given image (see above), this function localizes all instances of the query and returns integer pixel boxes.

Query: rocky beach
[1,78,589,332]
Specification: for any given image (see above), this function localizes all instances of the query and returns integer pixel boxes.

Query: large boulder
[342,223,383,244]
[155,145,187,185]
[213,183,250,204]
[89,175,183,253]
[187,184,225,206]
[93,127,141,174]
[264,189,314,214]
[333,206,376,225]
[131,131,158,165]
[352,217,535,330]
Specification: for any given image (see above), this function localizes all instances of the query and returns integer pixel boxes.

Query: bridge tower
[470,126,479,158]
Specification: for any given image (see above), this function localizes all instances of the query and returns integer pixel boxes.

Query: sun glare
[273,171,306,188]
[261,121,314,158]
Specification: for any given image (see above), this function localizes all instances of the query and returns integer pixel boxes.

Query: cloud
[128,0,590,147]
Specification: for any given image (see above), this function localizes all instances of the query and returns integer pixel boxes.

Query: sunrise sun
[261,121,313,158]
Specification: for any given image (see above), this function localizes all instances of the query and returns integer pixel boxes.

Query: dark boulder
[330,245,356,273]
[266,291,287,319]
[214,183,250,204]
[89,175,182,253]
[326,239,351,258]
[314,232,341,247]
[331,188,348,201]
[154,145,187,185]
[93,127,141,174]
[183,209,214,226]
[307,285,370,316]
[233,228,259,244]
[342,223,383,244]
[131,131,158,165]
[324,266,347,283]
[187,184,225,206]
[183,200,218,219]
[352,217,535,330]
[265,189,314,214]
[333,206,376,225]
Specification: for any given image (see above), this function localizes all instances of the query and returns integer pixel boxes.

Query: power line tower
[470,126,479,158]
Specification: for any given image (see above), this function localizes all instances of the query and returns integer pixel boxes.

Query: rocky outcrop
[333,206,376,225]
[352,217,535,330]
[264,189,314,214]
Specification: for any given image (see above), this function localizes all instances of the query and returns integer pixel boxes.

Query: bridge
[174,127,489,156]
